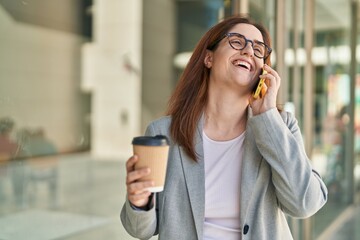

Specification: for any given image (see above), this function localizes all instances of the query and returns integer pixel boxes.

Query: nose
[240,41,254,57]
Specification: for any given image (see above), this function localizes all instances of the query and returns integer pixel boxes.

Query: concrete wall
[82,0,142,159]
[0,5,87,153]
[0,0,174,159]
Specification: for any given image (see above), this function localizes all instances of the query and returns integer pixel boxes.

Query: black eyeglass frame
[208,32,272,60]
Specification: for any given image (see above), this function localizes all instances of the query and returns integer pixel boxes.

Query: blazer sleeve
[248,108,328,218]
[120,198,157,239]
[120,123,159,239]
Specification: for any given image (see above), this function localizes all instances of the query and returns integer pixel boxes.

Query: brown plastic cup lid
[132,135,169,146]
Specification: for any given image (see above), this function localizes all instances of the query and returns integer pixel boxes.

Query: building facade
[1,0,359,239]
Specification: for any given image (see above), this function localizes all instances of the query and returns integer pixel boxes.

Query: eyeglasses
[211,32,272,59]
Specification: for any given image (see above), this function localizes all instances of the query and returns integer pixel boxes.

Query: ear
[204,50,213,68]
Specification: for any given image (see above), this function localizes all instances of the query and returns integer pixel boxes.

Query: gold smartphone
[253,69,267,99]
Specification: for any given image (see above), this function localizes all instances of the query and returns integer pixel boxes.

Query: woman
[121,15,328,240]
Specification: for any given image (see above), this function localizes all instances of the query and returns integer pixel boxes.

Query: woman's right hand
[126,155,154,208]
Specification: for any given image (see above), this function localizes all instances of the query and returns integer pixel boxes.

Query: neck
[204,90,249,141]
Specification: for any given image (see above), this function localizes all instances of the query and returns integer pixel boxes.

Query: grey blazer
[121,108,328,240]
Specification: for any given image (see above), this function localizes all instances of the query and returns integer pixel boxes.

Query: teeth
[233,60,250,70]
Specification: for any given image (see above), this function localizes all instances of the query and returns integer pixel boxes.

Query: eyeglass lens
[227,33,268,58]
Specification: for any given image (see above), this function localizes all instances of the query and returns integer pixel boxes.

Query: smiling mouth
[232,60,251,71]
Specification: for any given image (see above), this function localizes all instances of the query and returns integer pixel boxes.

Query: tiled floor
[0,152,359,240]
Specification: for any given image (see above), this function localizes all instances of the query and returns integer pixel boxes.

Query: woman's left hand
[249,64,281,115]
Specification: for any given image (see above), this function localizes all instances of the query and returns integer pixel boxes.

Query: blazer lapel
[179,117,205,240]
[240,107,262,221]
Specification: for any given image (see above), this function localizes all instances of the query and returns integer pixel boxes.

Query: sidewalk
[0,152,358,240]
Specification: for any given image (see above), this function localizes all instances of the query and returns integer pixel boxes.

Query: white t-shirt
[203,131,245,240]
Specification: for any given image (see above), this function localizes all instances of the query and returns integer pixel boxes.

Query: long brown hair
[166,15,272,161]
